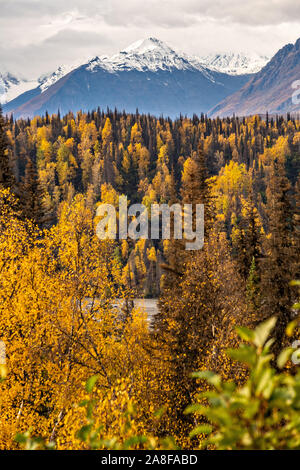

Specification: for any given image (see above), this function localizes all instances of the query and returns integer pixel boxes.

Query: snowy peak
[1,36,256,119]
[199,52,270,75]
[87,37,209,74]
[0,71,38,104]
[1,39,270,105]
[38,38,177,92]
[121,37,172,55]
[85,39,268,76]
[38,60,85,93]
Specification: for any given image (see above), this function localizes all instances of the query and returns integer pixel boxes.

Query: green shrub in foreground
[186,310,300,449]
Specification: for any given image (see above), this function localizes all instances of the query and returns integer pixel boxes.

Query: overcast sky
[1,0,300,79]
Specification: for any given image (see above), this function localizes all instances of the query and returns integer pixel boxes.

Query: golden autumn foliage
[0,109,299,450]
[0,189,170,449]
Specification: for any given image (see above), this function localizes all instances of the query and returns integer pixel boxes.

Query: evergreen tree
[20,158,45,225]
[260,157,295,350]
[0,106,15,189]
[234,186,262,282]
[154,143,216,441]
[293,175,300,279]
[246,257,261,314]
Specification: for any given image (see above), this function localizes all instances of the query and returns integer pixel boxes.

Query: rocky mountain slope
[210,38,300,117]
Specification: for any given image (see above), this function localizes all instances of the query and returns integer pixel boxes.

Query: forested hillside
[0,106,299,449]
[3,108,300,295]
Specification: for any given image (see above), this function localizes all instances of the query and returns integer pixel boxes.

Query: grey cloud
[0,28,112,77]
[0,0,99,18]
[43,29,109,47]
[184,0,300,26]
[1,0,300,27]
[0,0,299,78]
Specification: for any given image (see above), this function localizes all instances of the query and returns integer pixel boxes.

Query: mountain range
[1,38,258,119]
[199,52,269,75]
[0,70,38,105]
[210,39,300,117]
[1,37,299,119]
[0,45,267,105]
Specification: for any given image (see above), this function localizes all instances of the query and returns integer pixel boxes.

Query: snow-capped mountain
[2,39,269,104]
[210,38,300,117]
[0,61,88,111]
[0,70,38,104]
[24,40,268,96]
[199,52,269,75]
[3,38,253,118]
[86,40,268,76]
[38,58,88,93]
[87,37,211,75]
[0,59,88,104]
[3,36,298,119]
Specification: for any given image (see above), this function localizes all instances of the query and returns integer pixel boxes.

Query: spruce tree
[293,176,300,279]
[20,158,44,225]
[234,185,262,282]
[154,144,216,441]
[261,157,295,350]
[0,106,15,189]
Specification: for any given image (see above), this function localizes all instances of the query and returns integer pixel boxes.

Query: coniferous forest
[0,105,300,449]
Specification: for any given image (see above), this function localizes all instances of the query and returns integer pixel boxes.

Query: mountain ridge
[0,71,38,105]
[210,38,300,117]
[3,38,253,119]
[199,52,269,75]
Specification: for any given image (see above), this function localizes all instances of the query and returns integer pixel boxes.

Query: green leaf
[189,424,212,438]
[277,347,294,369]
[192,370,221,388]
[263,338,275,353]
[243,399,260,419]
[184,403,207,415]
[253,317,276,348]
[255,368,272,396]
[15,433,28,444]
[271,388,294,406]
[236,326,255,342]
[226,344,256,366]
[85,375,100,393]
